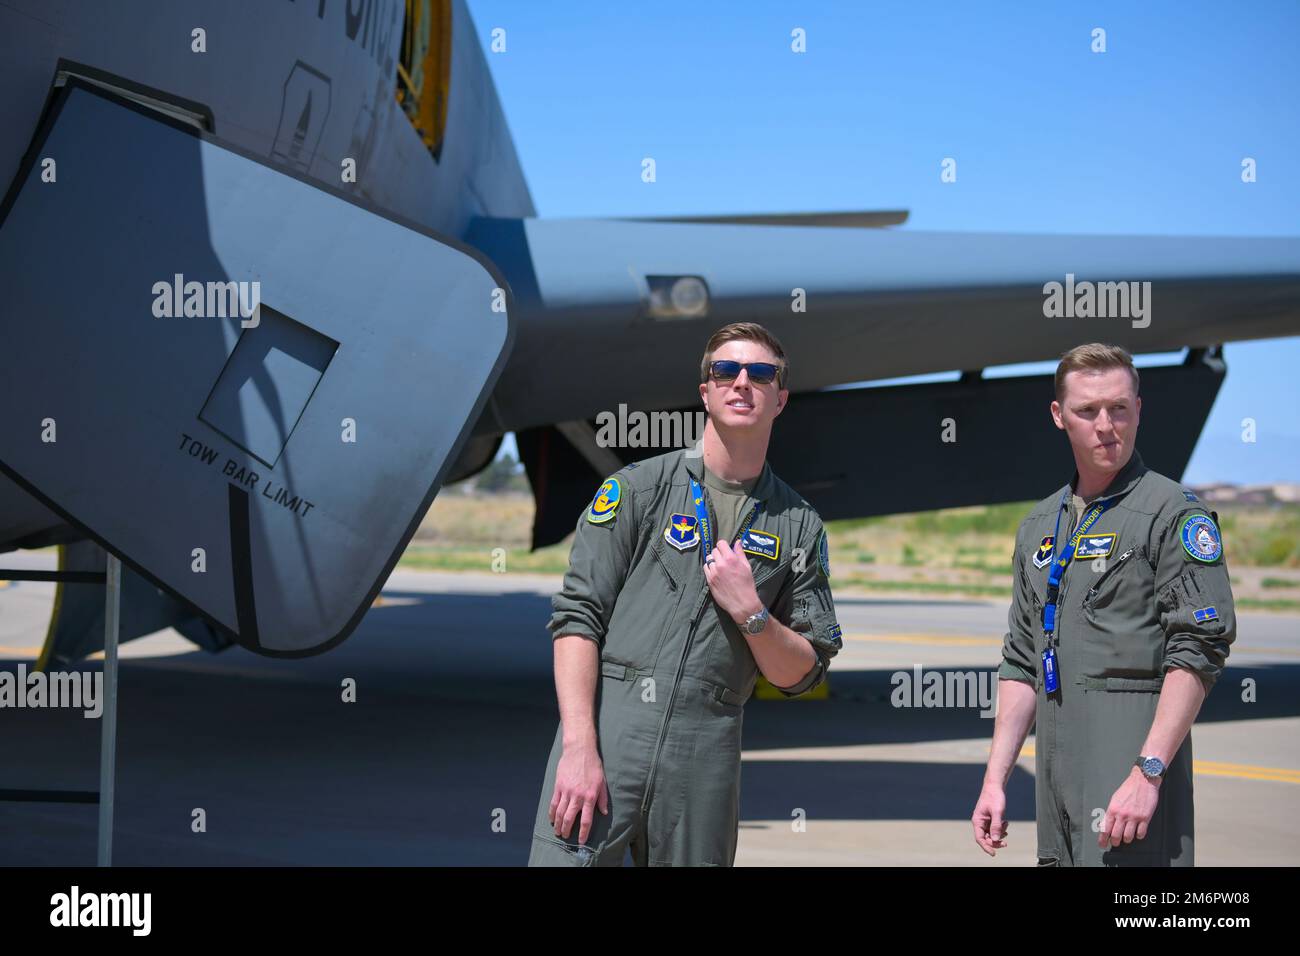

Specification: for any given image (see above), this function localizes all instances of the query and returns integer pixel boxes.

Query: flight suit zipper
[640,494,761,816]
[1084,547,1137,604]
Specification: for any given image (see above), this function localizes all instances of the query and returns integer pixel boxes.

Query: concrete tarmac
[1,553,1297,866]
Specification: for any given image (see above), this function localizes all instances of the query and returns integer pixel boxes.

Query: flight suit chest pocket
[750,551,785,603]
[651,536,684,591]
[1080,545,1160,672]
[638,538,687,668]
[1020,556,1046,615]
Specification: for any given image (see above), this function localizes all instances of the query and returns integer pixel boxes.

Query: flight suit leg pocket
[528,833,603,866]
[528,698,628,866]
[1079,684,1170,866]
[665,679,743,866]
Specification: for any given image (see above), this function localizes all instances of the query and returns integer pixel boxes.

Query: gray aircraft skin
[1,0,1299,660]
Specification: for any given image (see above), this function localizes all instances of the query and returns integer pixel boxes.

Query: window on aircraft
[396,0,452,160]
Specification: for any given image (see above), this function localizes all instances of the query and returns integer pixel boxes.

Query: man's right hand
[972,783,1009,856]
[549,741,610,845]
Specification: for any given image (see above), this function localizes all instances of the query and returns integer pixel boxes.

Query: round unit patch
[587,477,622,524]
[817,528,831,578]
[1180,514,1222,563]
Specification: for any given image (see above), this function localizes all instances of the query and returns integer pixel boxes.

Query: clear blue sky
[469,0,1300,484]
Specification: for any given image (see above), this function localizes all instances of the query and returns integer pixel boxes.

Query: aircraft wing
[470,216,1300,432]
[464,217,1300,546]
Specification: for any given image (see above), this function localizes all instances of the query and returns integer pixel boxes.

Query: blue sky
[469,0,1300,484]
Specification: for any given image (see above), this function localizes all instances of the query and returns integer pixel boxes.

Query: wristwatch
[1134,755,1167,780]
[740,606,770,635]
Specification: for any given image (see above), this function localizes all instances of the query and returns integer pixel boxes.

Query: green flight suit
[998,450,1236,866]
[528,447,843,866]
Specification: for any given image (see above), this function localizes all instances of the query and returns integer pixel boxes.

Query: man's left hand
[1098,768,1160,849]
[703,540,761,625]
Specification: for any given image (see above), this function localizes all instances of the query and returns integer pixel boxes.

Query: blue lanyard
[1042,492,1114,641]
[689,476,761,564]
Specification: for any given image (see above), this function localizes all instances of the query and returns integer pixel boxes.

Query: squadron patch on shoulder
[1193,606,1219,623]
[586,477,622,524]
[664,513,700,550]
[741,528,780,560]
[1075,533,1116,560]
[1033,535,1055,569]
[1180,514,1223,563]
[817,529,831,578]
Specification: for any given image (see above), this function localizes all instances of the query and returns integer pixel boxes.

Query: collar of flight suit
[1064,447,1149,508]
[681,447,777,510]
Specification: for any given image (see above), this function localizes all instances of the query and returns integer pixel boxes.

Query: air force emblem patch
[741,528,780,560]
[1033,535,1055,569]
[664,513,700,550]
[817,529,830,578]
[587,477,622,524]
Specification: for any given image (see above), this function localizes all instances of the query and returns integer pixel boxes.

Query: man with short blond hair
[973,342,1235,866]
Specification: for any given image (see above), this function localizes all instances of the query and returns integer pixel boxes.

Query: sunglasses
[709,360,783,385]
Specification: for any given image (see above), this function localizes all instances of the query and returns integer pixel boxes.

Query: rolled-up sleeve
[999,521,1039,685]
[547,472,640,647]
[769,518,843,697]
[1153,506,1236,693]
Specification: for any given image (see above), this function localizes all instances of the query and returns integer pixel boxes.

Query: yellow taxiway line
[1021,745,1300,784]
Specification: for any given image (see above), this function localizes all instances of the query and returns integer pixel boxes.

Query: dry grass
[400,486,1300,607]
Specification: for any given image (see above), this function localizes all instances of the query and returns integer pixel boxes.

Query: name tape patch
[1074,533,1117,560]
[741,528,780,560]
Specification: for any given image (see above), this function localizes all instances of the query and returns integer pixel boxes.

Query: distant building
[1191,483,1300,505]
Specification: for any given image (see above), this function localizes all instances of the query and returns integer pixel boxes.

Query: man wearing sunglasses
[528,322,843,866]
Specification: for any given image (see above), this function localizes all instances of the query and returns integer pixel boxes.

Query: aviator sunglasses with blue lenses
[709,360,783,385]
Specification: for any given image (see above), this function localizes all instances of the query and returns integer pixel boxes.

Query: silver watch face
[1140,756,1165,778]
[745,608,768,634]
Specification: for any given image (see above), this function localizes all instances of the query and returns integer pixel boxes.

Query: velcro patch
[1181,514,1223,563]
[741,528,780,560]
[817,529,831,577]
[1033,535,1055,569]
[1074,533,1116,560]
[587,477,622,524]
[664,513,700,550]
[1193,606,1219,623]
